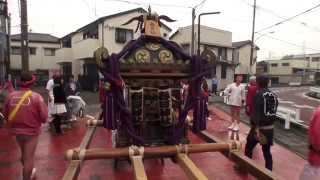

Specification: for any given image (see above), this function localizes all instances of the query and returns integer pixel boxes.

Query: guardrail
[276,106,305,129]
[288,82,301,86]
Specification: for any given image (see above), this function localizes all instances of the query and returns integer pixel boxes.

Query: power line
[257,33,320,52]
[256,2,320,33]
[240,0,320,32]
[255,5,320,32]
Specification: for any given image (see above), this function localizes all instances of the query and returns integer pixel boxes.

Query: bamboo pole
[65,142,241,161]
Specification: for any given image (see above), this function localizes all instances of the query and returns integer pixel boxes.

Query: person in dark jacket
[52,76,67,134]
[244,74,278,171]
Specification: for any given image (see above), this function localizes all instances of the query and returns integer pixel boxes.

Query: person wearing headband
[2,72,48,179]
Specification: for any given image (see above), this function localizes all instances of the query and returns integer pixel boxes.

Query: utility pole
[190,8,195,55]
[0,0,8,85]
[6,12,10,75]
[20,0,29,73]
[249,0,257,75]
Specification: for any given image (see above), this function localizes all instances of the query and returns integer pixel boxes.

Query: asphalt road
[271,86,320,125]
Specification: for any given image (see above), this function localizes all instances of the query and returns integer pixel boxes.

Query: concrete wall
[10,41,60,71]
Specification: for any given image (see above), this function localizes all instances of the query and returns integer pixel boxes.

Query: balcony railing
[56,48,73,63]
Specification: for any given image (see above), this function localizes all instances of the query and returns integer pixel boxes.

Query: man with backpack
[244,74,278,171]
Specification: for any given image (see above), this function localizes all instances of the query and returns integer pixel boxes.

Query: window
[312,57,320,62]
[11,46,21,55]
[44,48,56,56]
[29,47,36,55]
[221,65,227,79]
[218,47,227,60]
[271,63,278,67]
[115,28,133,43]
[62,39,72,48]
[282,63,290,66]
[83,30,98,39]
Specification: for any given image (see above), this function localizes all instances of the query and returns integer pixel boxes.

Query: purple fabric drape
[100,35,211,145]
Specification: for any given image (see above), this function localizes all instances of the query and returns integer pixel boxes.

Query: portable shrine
[63,8,249,180]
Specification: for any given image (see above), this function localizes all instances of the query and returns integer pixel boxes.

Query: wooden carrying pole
[65,142,241,161]
[176,153,208,180]
[62,118,102,180]
[198,131,281,180]
[130,155,148,180]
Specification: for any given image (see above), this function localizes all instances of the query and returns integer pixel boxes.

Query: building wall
[235,44,257,75]
[59,10,171,81]
[71,32,84,45]
[10,41,60,71]
[266,59,306,75]
[171,25,234,90]
[101,12,171,53]
[171,25,232,48]
[205,65,234,90]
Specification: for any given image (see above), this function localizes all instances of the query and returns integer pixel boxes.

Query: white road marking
[292,104,315,110]
[279,100,294,104]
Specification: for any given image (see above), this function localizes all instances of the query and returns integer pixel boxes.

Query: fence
[276,106,306,129]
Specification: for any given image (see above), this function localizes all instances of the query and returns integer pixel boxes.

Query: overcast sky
[7,0,320,60]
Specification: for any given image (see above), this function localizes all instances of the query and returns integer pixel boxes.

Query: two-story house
[258,53,320,85]
[56,8,171,91]
[10,33,60,85]
[170,25,237,90]
[232,40,259,82]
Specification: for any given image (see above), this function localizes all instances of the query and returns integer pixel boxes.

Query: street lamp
[197,12,221,56]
